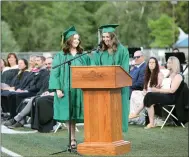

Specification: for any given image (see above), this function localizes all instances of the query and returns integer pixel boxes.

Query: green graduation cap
[62,26,78,42]
[99,24,119,33]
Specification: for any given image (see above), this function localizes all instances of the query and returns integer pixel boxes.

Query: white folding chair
[54,122,80,133]
[161,105,185,129]
[54,122,63,133]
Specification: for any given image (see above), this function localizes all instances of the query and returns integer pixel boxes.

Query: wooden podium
[71,66,132,156]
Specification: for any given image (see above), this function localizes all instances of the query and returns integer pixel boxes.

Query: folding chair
[54,122,80,133]
[161,105,185,129]
[160,69,188,129]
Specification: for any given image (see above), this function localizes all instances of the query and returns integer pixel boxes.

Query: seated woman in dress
[129,57,164,122]
[144,56,183,129]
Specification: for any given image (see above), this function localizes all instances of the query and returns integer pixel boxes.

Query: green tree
[148,14,178,48]
[3,1,185,51]
[95,1,161,48]
[1,1,54,51]
[1,21,20,52]
[1,1,95,51]
[160,1,188,33]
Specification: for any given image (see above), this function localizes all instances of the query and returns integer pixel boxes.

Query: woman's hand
[49,92,55,96]
[56,90,64,98]
[41,91,49,96]
[9,87,15,91]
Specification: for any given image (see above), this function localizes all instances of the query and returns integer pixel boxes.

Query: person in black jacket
[1,59,29,113]
[4,57,54,129]
[174,81,189,123]
[1,58,29,91]
[1,56,49,119]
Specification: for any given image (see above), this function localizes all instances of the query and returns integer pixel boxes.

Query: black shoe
[3,119,16,126]
[8,122,23,129]
[1,113,11,121]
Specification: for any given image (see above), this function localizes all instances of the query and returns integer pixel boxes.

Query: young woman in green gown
[91,24,130,132]
[49,26,90,148]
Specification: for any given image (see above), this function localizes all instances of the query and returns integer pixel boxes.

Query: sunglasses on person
[133,55,142,59]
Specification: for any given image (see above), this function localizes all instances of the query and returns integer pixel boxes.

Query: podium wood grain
[71,66,132,88]
[71,66,131,156]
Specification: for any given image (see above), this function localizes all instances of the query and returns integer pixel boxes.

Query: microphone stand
[50,51,90,156]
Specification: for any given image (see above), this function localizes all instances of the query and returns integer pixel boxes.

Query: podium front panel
[72,66,116,88]
[71,66,132,89]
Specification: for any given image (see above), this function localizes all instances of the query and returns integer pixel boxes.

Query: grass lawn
[1,153,10,157]
[1,124,188,157]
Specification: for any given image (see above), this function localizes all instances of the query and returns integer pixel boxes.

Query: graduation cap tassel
[60,35,64,49]
[98,29,101,44]
[62,35,64,44]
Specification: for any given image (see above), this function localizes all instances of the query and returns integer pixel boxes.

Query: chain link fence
[1,52,57,60]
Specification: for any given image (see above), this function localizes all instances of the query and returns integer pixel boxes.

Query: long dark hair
[144,57,160,90]
[1,59,7,66]
[100,32,119,52]
[7,53,18,67]
[17,58,28,80]
[62,35,83,54]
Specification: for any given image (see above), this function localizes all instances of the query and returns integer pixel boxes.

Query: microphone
[87,42,102,54]
[93,41,102,52]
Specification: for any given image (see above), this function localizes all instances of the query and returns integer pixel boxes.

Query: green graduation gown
[49,51,91,122]
[90,43,130,132]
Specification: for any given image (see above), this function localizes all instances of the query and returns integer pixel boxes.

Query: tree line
[1,1,188,52]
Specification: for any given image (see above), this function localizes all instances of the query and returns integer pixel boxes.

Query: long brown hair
[1,59,7,66]
[17,58,28,80]
[100,32,119,52]
[62,35,83,54]
[7,53,18,67]
[144,57,160,90]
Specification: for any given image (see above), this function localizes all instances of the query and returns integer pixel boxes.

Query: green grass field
[1,124,188,157]
[1,153,10,157]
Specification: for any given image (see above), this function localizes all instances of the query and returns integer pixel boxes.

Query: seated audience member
[173,48,180,53]
[0,59,10,73]
[31,91,55,132]
[0,59,13,89]
[129,50,147,97]
[1,68,19,86]
[28,55,37,71]
[1,59,29,91]
[1,56,49,119]
[129,57,164,124]
[144,56,188,129]
[1,53,19,85]
[6,53,19,69]
[45,57,53,71]
[129,60,136,72]
[30,57,55,133]
[166,48,184,73]
[1,59,29,113]
[4,57,54,132]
